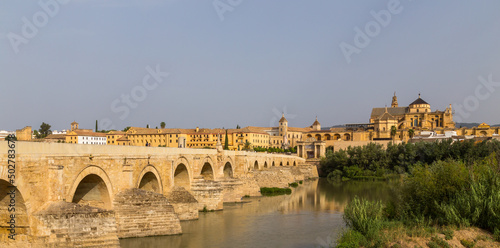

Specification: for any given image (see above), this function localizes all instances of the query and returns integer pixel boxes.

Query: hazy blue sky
[1,0,500,131]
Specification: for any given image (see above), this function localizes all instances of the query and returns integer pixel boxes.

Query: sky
[1,0,500,132]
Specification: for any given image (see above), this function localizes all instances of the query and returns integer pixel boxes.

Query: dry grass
[385,227,500,248]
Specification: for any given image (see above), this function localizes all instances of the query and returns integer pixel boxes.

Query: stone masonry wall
[32,202,120,248]
[113,189,182,238]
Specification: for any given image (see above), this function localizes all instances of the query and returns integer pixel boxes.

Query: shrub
[335,229,365,248]
[494,228,500,242]
[260,187,291,196]
[299,180,303,184]
[430,236,451,248]
[288,182,298,188]
[343,196,384,238]
[442,228,453,240]
[459,239,475,248]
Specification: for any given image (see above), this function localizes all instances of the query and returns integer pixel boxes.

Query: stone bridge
[0,142,317,247]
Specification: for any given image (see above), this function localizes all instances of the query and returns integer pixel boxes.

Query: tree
[161,122,166,129]
[146,124,150,128]
[95,120,98,132]
[243,140,252,151]
[236,125,240,129]
[408,129,415,139]
[390,126,397,139]
[224,129,229,150]
[33,130,40,139]
[123,127,131,132]
[38,122,52,138]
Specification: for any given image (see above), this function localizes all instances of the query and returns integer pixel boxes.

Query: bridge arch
[0,179,30,237]
[264,161,268,168]
[254,161,259,170]
[293,161,296,166]
[272,161,275,167]
[287,161,290,166]
[200,162,214,180]
[279,161,283,166]
[137,165,162,194]
[68,165,114,210]
[174,163,191,190]
[223,162,233,178]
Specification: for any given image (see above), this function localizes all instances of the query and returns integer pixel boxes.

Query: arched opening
[306,134,312,138]
[264,161,268,168]
[315,134,322,141]
[325,134,331,140]
[201,162,214,180]
[279,162,283,166]
[334,134,341,140]
[138,172,160,193]
[223,162,233,178]
[480,131,487,137]
[72,174,111,209]
[174,163,190,190]
[254,161,259,170]
[293,161,296,166]
[272,161,275,167]
[287,161,290,166]
[343,133,351,141]
[0,180,29,237]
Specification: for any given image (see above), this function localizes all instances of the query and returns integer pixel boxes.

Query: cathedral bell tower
[391,92,398,108]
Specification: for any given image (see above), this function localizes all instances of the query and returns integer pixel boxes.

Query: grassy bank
[260,187,292,196]
[334,153,500,248]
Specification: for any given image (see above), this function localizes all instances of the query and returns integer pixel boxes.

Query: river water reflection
[120,179,398,248]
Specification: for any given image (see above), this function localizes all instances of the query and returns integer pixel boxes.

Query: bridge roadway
[0,141,310,247]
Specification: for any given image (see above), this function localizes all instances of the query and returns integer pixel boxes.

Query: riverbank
[336,222,500,248]
[334,152,500,248]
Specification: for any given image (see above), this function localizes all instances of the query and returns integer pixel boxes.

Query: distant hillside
[456,123,481,128]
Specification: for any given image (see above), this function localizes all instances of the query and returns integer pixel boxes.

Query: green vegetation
[334,147,500,248]
[254,146,297,153]
[299,180,303,184]
[288,182,298,188]
[224,129,229,150]
[160,122,166,129]
[442,229,453,240]
[320,139,500,180]
[260,187,292,196]
[460,239,475,248]
[37,122,52,138]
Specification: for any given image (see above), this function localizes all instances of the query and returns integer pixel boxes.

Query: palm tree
[160,122,166,129]
[243,140,252,151]
[408,129,415,139]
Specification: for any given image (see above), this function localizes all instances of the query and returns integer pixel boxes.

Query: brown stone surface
[113,188,182,238]
[166,186,199,221]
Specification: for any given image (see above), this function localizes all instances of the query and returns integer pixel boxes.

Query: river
[120,179,397,248]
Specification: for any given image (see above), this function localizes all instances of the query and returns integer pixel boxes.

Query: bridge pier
[113,188,181,238]
[166,186,199,221]
[190,177,224,211]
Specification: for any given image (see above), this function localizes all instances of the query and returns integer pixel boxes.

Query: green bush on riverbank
[335,153,500,247]
[260,187,292,196]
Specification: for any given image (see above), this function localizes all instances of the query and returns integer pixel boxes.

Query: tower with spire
[311,117,321,131]
[278,113,288,137]
[391,92,398,108]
